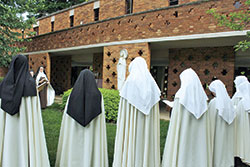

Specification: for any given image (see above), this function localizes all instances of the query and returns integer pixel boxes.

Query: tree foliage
[37,0,87,18]
[207,0,250,51]
[0,0,45,67]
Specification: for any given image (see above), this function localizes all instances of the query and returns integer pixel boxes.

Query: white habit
[113,57,161,167]
[0,97,50,167]
[234,81,250,165]
[55,96,109,167]
[162,68,211,167]
[232,76,248,107]
[208,80,236,167]
[231,76,249,158]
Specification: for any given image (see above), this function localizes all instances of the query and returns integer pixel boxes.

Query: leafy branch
[207,0,250,51]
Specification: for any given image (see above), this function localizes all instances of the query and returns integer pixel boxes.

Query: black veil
[67,69,102,127]
[0,55,37,115]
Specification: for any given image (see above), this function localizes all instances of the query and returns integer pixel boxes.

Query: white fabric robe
[208,99,234,167]
[234,100,250,165]
[162,99,212,167]
[55,96,108,167]
[0,97,50,167]
[47,84,55,106]
[112,98,160,167]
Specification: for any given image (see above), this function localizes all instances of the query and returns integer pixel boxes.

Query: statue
[117,49,128,91]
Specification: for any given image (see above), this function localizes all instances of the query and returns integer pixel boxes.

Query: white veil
[209,80,236,124]
[120,57,161,115]
[175,68,208,119]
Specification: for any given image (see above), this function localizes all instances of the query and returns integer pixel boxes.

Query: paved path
[160,110,170,121]
[54,95,62,104]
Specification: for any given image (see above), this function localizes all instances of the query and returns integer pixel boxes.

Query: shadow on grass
[42,104,169,166]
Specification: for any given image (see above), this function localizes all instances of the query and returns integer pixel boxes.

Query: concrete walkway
[54,95,62,104]
[160,110,170,121]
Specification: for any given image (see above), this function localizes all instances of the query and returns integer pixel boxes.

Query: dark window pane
[51,21,54,32]
[70,16,74,27]
[169,0,178,6]
[125,0,133,14]
[94,8,99,21]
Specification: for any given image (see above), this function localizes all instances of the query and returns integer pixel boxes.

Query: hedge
[61,88,120,123]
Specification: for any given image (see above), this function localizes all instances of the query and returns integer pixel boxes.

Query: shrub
[99,88,120,123]
[61,88,72,110]
[0,77,4,83]
[61,88,120,123]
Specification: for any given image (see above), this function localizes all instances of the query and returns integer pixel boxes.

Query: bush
[0,77,4,83]
[99,88,120,123]
[61,88,72,110]
[61,88,120,123]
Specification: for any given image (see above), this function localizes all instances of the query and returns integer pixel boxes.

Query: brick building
[18,0,250,102]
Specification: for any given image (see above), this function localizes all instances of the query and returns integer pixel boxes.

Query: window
[33,27,39,36]
[70,15,74,27]
[125,0,133,14]
[169,0,178,6]
[51,21,54,32]
[94,8,99,21]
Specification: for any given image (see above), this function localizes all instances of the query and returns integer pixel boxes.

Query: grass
[42,103,169,167]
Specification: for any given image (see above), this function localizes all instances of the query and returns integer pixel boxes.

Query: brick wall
[21,0,248,53]
[35,0,205,35]
[39,17,52,34]
[54,11,70,31]
[167,46,235,100]
[103,42,150,89]
[50,56,71,94]
[75,2,95,26]
[133,0,168,13]
[29,53,51,81]
[37,1,95,34]
[100,0,126,20]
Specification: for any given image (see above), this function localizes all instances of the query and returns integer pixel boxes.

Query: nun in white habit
[162,68,211,167]
[231,76,249,160]
[232,76,248,107]
[113,57,161,167]
[234,81,250,165]
[208,80,236,167]
[0,55,50,167]
[35,66,55,108]
[56,69,108,167]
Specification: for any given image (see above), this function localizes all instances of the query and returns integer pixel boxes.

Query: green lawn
[42,104,169,167]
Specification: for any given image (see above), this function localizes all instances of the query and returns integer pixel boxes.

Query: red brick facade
[167,46,235,99]
[21,0,248,53]
[20,0,248,94]
[35,0,206,35]
[103,43,151,89]
[29,53,51,81]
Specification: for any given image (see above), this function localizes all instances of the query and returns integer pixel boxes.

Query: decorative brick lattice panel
[103,43,151,89]
[29,53,51,81]
[51,56,71,94]
[167,46,235,100]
